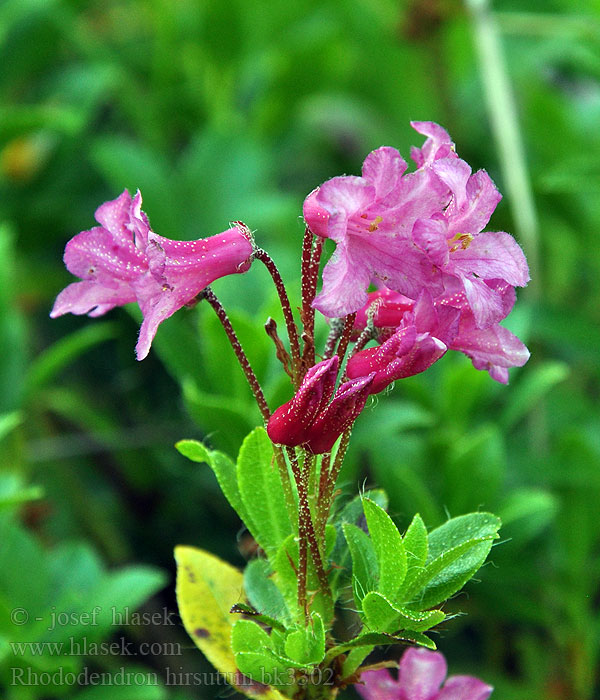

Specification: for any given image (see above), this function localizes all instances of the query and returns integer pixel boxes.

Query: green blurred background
[1,0,599,698]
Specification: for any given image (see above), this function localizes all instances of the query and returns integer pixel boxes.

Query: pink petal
[451,232,530,287]
[355,668,400,700]
[50,280,136,318]
[410,121,456,168]
[362,147,408,200]
[315,176,375,242]
[437,675,493,700]
[412,217,449,267]
[398,647,447,700]
[446,171,502,236]
[432,157,472,210]
[303,188,330,237]
[135,284,187,360]
[63,226,147,283]
[461,275,506,329]
[381,169,450,230]
[451,322,530,379]
[313,243,372,317]
[95,189,150,249]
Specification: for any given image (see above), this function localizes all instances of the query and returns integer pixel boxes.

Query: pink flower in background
[51,190,253,360]
[355,647,493,700]
[303,146,450,317]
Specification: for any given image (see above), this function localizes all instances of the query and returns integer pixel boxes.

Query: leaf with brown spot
[175,546,288,700]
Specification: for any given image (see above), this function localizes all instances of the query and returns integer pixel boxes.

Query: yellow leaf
[175,546,289,699]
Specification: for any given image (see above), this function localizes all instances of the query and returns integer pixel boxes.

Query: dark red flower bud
[266,356,339,447]
[305,373,374,454]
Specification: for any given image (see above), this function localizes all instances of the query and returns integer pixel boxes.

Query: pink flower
[355,647,493,700]
[303,146,450,318]
[410,123,529,329]
[346,290,459,393]
[351,283,529,384]
[51,190,253,360]
[266,357,374,454]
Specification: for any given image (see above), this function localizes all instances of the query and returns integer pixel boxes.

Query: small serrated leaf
[363,498,406,598]
[362,591,445,633]
[402,513,428,591]
[342,522,378,608]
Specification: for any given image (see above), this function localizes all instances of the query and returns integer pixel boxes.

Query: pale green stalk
[465,0,540,297]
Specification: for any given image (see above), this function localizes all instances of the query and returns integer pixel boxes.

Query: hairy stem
[203,288,270,422]
[335,313,357,365]
[301,229,323,373]
[287,447,330,601]
[254,249,302,384]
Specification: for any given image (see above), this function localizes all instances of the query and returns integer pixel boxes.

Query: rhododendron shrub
[52,123,525,698]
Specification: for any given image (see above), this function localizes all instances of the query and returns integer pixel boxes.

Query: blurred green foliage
[1,0,599,698]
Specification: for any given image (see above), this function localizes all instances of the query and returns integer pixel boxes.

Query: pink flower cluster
[50,190,253,360]
[355,647,493,700]
[304,122,530,385]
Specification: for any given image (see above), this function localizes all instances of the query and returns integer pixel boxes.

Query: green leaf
[231,618,272,653]
[236,428,292,556]
[234,651,295,689]
[409,537,496,609]
[342,522,378,608]
[330,489,387,593]
[403,513,428,591]
[426,513,501,561]
[244,558,290,622]
[284,613,325,666]
[363,497,406,598]
[175,439,250,525]
[0,411,22,442]
[230,603,285,632]
[499,488,558,544]
[361,591,445,633]
[403,512,501,609]
[325,630,436,667]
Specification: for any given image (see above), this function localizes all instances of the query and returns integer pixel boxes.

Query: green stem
[465,0,540,298]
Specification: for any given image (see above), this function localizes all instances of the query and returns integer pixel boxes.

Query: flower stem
[286,447,330,602]
[319,430,352,526]
[202,288,270,422]
[254,249,302,385]
[300,228,323,373]
[335,313,357,365]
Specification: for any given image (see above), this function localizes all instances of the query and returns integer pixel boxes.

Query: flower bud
[305,373,374,454]
[266,356,339,447]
